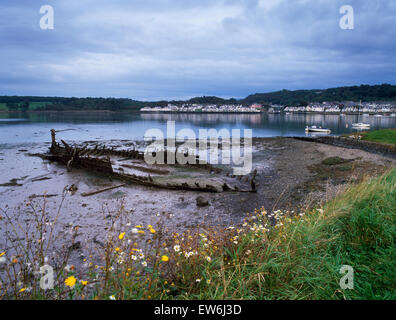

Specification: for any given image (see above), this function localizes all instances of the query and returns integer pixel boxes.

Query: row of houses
[282,102,396,113]
[141,102,396,114]
[141,103,262,113]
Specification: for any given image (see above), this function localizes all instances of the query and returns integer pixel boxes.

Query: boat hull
[305,127,331,133]
[352,123,370,128]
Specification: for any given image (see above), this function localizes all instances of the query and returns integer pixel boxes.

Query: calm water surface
[0,112,395,146]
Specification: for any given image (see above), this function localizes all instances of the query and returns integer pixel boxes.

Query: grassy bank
[1,169,395,300]
[361,129,396,145]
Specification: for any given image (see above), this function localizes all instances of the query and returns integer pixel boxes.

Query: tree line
[0,84,395,111]
[242,84,396,106]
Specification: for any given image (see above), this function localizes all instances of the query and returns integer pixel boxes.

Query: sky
[0,0,395,100]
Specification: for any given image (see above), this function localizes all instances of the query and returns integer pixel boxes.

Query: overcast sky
[0,0,395,100]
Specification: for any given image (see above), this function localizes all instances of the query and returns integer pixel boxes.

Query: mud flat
[294,135,396,158]
[0,137,394,268]
[0,137,394,228]
[250,137,395,211]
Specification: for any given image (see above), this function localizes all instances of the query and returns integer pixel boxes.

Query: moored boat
[352,122,371,128]
[305,126,331,133]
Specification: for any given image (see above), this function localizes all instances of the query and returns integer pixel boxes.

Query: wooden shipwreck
[43,129,257,193]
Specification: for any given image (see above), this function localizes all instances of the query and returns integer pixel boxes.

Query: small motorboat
[305,126,331,133]
[352,122,371,128]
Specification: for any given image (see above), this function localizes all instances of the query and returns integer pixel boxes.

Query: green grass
[362,129,396,145]
[0,103,8,111]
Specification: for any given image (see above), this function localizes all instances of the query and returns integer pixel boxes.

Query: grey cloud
[0,0,395,99]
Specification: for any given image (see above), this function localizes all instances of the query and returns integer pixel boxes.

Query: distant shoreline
[1,110,395,115]
[140,111,395,115]
[0,109,137,114]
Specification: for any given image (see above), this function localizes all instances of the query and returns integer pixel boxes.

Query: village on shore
[141,101,396,115]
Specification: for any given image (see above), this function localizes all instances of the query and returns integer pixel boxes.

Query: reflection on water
[0,112,395,145]
[141,113,264,125]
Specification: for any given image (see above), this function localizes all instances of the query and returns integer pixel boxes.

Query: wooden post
[50,129,56,148]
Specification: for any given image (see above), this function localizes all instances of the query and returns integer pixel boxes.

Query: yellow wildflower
[118,232,125,240]
[161,255,169,262]
[80,280,88,286]
[19,288,26,293]
[0,252,5,257]
[115,247,120,252]
[65,276,77,288]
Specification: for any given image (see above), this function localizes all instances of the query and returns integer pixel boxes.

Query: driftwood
[44,130,257,193]
[81,184,127,197]
[250,169,257,191]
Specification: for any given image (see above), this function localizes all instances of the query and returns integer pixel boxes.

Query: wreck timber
[44,129,256,193]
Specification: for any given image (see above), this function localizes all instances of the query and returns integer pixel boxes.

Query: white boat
[352,102,371,128]
[352,122,371,128]
[305,126,331,133]
[374,114,383,117]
